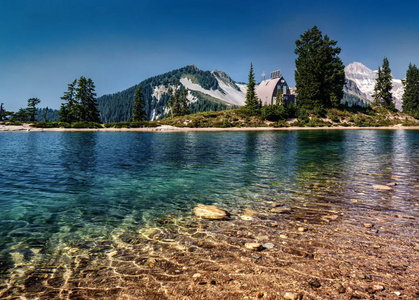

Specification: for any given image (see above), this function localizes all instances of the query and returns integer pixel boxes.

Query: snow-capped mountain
[98,65,246,122]
[344,62,404,110]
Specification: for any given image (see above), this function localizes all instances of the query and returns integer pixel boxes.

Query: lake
[0,129,418,298]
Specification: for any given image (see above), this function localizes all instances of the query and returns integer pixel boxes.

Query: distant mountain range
[344,62,404,110]
[97,62,406,123]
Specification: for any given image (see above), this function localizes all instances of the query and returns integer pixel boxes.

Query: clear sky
[1,0,419,111]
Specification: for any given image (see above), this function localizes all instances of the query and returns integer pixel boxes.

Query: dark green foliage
[70,122,102,128]
[59,79,78,123]
[27,97,41,122]
[36,108,59,122]
[341,93,370,107]
[11,108,30,122]
[181,89,190,116]
[373,57,394,110]
[189,98,231,114]
[0,103,5,121]
[77,77,100,122]
[245,63,259,113]
[0,103,13,121]
[297,108,310,124]
[260,104,295,121]
[59,77,100,123]
[294,26,345,109]
[168,82,182,117]
[132,86,147,121]
[402,63,419,118]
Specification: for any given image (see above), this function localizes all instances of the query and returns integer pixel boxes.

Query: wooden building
[256,70,295,106]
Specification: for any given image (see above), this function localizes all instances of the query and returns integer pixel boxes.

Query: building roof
[256,77,282,105]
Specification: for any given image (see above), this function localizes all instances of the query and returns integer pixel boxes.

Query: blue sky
[1,0,419,111]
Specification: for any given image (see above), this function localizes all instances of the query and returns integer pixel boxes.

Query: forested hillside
[97,65,235,123]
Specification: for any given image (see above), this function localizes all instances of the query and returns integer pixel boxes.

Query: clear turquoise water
[0,130,418,276]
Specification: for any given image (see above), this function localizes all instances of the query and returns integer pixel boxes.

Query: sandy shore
[1,124,419,132]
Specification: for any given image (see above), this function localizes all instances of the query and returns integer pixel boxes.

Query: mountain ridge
[97,65,244,123]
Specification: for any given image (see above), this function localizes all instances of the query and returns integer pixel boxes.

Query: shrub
[297,108,309,125]
[313,106,327,118]
[328,113,340,123]
[71,122,102,128]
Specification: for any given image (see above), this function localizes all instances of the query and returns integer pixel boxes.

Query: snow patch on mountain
[345,62,404,110]
[180,77,246,106]
[152,84,199,104]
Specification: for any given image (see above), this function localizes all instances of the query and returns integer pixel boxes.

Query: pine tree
[168,87,174,118]
[181,88,190,116]
[12,108,30,122]
[27,97,41,122]
[85,78,100,122]
[59,79,78,123]
[0,103,4,121]
[133,86,147,121]
[168,82,182,117]
[402,63,419,117]
[373,57,394,110]
[245,62,259,113]
[76,76,100,122]
[294,26,345,109]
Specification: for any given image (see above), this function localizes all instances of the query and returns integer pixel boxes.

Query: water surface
[0,130,418,281]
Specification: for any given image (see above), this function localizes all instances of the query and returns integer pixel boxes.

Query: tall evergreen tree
[59,79,78,123]
[12,108,30,122]
[76,76,100,122]
[168,87,175,118]
[133,86,148,121]
[181,88,190,116]
[85,78,100,122]
[294,26,345,109]
[167,82,182,117]
[373,57,394,110]
[245,62,259,112]
[402,63,419,117]
[0,103,4,121]
[27,97,41,122]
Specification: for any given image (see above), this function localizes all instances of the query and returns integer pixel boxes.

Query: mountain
[344,62,404,110]
[98,65,246,123]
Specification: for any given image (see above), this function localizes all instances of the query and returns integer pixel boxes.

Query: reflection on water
[0,130,418,284]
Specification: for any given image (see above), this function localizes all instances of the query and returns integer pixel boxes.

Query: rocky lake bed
[1,195,417,299]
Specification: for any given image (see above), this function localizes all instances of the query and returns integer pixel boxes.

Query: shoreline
[1,124,419,132]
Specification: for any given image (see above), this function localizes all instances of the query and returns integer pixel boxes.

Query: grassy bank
[3,106,419,129]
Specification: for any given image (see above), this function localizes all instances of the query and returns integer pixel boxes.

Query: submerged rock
[321,215,339,222]
[270,205,292,214]
[262,243,275,249]
[245,243,264,251]
[308,278,321,288]
[284,292,301,300]
[243,209,258,217]
[240,215,254,221]
[193,204,229,220]
[367,284,385,294]
[373,184,392,190]
[333,282,346,293]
